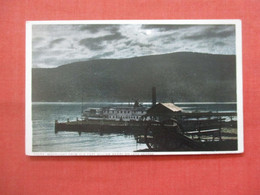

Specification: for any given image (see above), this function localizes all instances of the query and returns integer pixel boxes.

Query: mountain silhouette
[32,52,236,102]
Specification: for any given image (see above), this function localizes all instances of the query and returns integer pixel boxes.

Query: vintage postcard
[26,20,243,155]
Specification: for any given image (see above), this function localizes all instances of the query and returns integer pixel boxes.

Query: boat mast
[81,89,83,115]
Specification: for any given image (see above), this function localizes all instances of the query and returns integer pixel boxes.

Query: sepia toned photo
[26,20,243,155]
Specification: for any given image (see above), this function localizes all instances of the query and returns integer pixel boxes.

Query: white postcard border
[26,19,243,156]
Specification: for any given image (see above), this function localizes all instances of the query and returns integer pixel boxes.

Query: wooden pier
[55,119,146,135]
[138,110,237,151]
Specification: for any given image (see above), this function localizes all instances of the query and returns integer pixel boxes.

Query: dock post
[219,117,222,141]
[197,117,201,141]
[55,120,58,134]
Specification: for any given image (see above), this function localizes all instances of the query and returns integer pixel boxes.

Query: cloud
[161,36,176,44]
[129,41,153,48]
[49,38,65,48]
[214,41,226,46]
[79,24,120,34]
[103,32,126,41]
[124,40,132,46]
[79,37,105,50]
[32,37,44,45]
[90,51,115,60]
[79,32,126,50]
[142,24,194,32]
[32,50,44,61]
[184,25,235,40]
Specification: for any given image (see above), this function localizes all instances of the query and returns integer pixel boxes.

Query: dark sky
[31,22,236,68]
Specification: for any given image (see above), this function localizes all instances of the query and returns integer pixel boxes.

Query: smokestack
[152,87,156,106]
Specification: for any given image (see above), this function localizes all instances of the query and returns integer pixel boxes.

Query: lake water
[31,102,236,153]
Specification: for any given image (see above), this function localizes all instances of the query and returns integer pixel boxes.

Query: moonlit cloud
[31,24,236,68]
[49,38,65,48]
[141,24,194,31]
